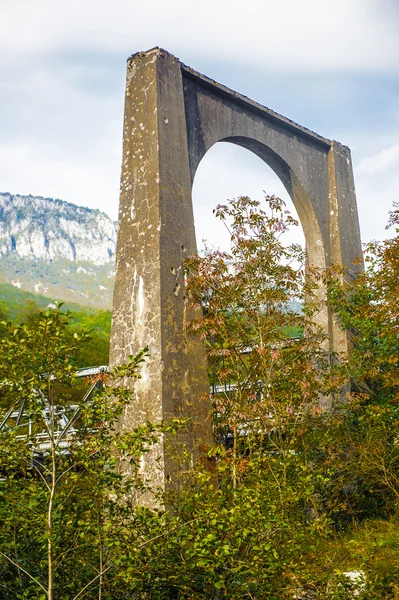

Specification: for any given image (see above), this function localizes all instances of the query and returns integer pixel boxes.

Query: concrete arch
[192,135,327,271]
[110,48,363,492]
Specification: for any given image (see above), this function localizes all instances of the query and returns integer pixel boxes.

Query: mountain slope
[0,192,117,264]
[0,193,117,308]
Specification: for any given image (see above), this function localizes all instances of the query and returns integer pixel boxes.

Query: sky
[1,0,398,250]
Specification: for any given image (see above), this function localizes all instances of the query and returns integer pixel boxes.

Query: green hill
[0,282,111,368]
[0,256,114,310]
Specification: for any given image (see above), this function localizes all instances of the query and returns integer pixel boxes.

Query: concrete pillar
[110,48,213,493]
[328,141,363,357]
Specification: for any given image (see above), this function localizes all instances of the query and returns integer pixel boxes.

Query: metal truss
[0,366,109,457]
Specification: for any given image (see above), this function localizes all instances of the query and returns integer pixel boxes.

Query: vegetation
[0,282,111,366]
[0,309,170,599]
[0,195,399,598]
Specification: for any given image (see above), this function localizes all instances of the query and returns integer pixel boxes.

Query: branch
[72,564,113,600]
[53,543,87,574]
[32,463,51,492]
[10,499,42,518]
[55,449,100,486]
[0,551,47,593]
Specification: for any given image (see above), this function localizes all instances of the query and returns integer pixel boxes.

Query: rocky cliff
[0,193,117,265]
[0,193,117,308]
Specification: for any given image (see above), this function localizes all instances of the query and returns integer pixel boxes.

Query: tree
[134,195,336,598]
[327,205,399,404]
[2,197,399,598]
[0,308,167,599]
[184,195,327,442]
[136,195,399,599]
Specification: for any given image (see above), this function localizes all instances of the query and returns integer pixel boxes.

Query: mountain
[0,193,117,308]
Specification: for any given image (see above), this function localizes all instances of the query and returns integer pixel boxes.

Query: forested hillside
[0,281,111,367]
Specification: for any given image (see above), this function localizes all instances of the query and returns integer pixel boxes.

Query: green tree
[0,308,164,599]
[108,195,332,598]
[2,198,399,599]
[136,195,399,599]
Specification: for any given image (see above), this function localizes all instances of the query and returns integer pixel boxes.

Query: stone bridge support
[109,47,363,491]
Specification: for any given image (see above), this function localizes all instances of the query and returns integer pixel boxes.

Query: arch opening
[192,142,305,254]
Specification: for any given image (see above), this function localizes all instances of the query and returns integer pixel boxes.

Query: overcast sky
[1,0,398,250]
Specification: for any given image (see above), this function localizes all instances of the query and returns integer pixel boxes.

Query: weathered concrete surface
[110,48,213,494]
[181,65,362,354]
[110,47,363,490]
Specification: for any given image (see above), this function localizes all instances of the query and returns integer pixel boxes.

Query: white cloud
[0,0,398,250]
[0,59,124,218]
[357,144,399,175]
[1,0,398,73]
[0,141,120,219]
[354,141,399,241]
